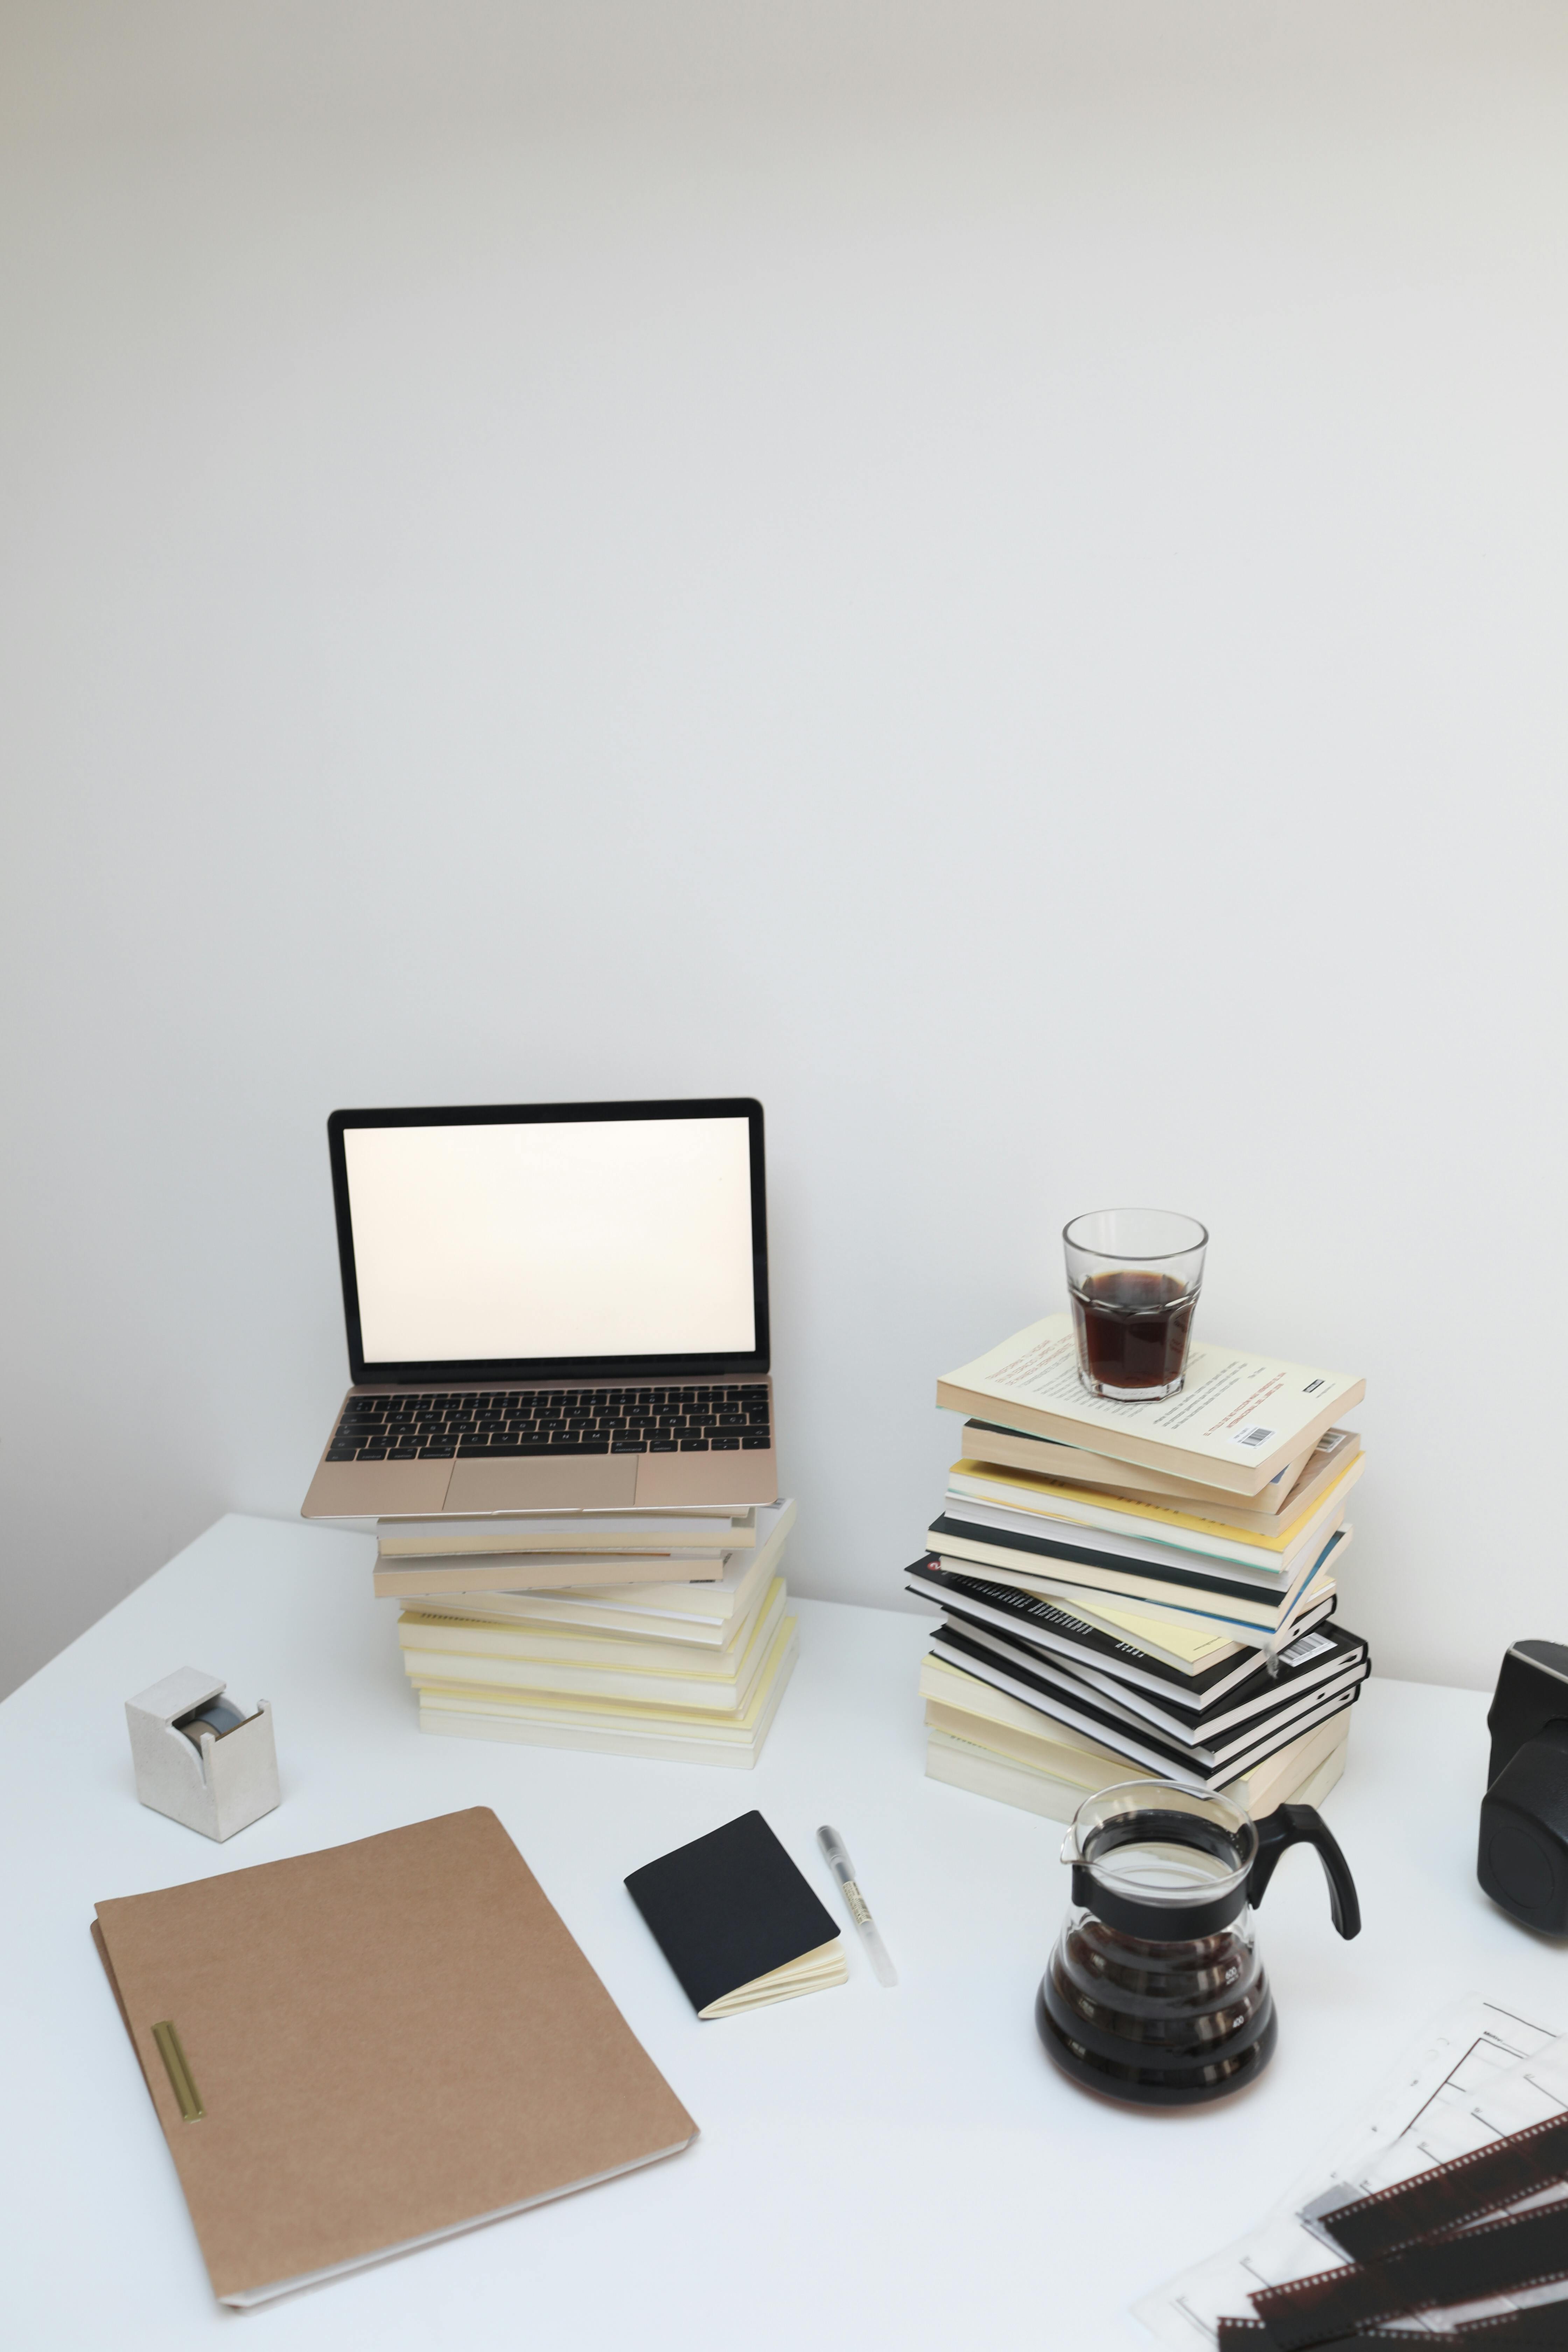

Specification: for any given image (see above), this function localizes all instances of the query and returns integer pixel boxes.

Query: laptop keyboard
[326,1385,772,1464]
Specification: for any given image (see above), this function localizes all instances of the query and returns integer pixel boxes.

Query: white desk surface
[0,1514,1553,2349]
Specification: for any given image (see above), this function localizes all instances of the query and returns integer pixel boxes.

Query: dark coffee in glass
[1070,1269,1198,1398]
[1062,1209,1208,1401]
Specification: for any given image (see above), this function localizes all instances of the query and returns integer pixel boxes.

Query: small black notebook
[625,1811,846,2019]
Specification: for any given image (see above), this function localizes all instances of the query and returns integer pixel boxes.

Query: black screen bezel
[326,1096,770,1386]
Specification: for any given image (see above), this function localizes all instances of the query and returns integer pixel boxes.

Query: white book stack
[385,1499,798,1767]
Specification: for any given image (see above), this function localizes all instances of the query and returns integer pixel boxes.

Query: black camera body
[1478,1640,1568,1934]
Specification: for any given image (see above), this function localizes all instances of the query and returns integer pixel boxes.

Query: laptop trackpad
[443,1458,638,1513]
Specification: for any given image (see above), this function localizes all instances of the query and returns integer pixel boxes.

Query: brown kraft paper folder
[92,1806,698,2306]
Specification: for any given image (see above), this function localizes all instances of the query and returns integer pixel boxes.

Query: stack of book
[376,1499,797,1767]
[911,1313,1371,1821]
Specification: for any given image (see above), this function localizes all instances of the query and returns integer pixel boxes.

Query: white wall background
[3,1,1566,1701]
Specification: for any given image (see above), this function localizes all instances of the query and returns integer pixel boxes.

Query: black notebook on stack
[911,1564,1365,1742]
[927,1617,1367,1787]
[905,1559,1338,1708]
[625,1811,847,2018]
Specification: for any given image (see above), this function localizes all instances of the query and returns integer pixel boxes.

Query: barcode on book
[1280,1630,1335,1667]
[1233,1424,1276,1449]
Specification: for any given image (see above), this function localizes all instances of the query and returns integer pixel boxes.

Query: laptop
[301,1096,777,1520]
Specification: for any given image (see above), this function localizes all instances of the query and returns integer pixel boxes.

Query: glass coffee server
[1039,1780,1360,2106]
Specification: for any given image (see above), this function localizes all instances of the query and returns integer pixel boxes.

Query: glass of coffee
[1063,1208,1208,1400]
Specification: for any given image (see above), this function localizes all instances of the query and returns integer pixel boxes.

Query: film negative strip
[1316,2113,1568,2263]
[1210,2114,1568,2349]
[1217,2319,1568,2350]
[1463,2308,1568,2345]
[1219,2327,1401,2348]
[1245,2203,1568,2348]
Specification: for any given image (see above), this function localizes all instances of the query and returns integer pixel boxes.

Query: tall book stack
[912,1315,1371,1822]
[375,1499,798,1768]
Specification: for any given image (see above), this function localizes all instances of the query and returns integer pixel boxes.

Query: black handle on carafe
[1247,1804,1361,1939]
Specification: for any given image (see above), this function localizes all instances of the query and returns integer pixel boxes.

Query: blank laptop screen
[341,1113,757,1365]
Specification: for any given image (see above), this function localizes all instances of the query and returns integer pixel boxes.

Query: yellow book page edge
[396,1581,780,1684]
[947,1453,1364,1553]
[414,1617,797,1731]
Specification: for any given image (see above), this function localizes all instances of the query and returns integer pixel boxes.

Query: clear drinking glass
[1063,1207,1208,1401]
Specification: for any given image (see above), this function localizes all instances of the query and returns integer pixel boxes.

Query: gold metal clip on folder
[151,2020,204,2120]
